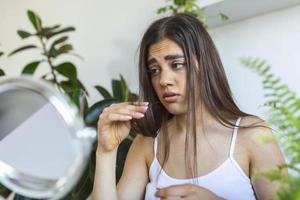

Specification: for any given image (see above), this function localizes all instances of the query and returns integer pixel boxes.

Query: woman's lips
[163,93,180,103]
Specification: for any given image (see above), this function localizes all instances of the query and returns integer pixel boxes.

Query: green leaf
[157,6,167,14]
[184,1,196,12]
[50,36,68,49]
[111,75,130,101]
[48,49,58,58]
[120,75,129,101]
[0,51,3,57]
[21,61,40,75]
[71,88,82,109]
[84,98,122,126]
[43,25,60,30]
[77,79,89,96]
[51,35,68,47]
[112,79,123,100]
[37,24,60,34]
[39,24,61,37]
[17,30,32,39]
[95,85,112,99]
[0,69,5,76]
[60,80,78,93]
[27,10,42,32]
[174,0,186,6]
[55,62,77,80]
[45,26,75,39]
[220,12,229,21]
[8,45,37,56]
[57,44,73,54]
[48,36,69,57]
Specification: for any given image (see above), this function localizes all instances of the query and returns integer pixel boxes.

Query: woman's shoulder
[238,116,280,160]
[131,134,155,165]
[132,134,154,147]
[239,115,273,140]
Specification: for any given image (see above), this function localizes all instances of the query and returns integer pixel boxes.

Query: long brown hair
[131,13,253,178]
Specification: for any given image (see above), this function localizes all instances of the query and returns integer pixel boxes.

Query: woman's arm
[117,135,151,199]
[92,148,118,200]
[91,102,149,200]
[92,135,150,200]
[246,119,286,200]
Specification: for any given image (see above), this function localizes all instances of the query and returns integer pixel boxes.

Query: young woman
[92,13,285,200]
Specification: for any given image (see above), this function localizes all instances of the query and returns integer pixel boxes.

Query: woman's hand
[155,184,224,200]
[97,102,148,153]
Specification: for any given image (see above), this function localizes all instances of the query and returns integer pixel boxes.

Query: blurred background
[1,0,300,117]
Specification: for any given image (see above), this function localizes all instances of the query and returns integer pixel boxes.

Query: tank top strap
[229,117,242,158]
[153,133,159,157]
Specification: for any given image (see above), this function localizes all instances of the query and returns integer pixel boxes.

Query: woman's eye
[148,68,160,76]
[172,63,185,70]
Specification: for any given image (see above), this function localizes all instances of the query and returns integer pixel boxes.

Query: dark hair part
[131,13,255,178]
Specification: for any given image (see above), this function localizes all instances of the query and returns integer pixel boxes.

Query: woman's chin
[163,104,186,115]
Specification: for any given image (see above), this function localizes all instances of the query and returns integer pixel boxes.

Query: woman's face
[147,38,187,115]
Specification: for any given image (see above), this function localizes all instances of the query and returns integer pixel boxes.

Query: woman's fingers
[103,102,148,119]
[98,102,148,126]
[107,113,132,121]
[117,106,147,118]
[130,101,149,106]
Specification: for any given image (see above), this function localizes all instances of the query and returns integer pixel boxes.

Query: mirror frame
[0,76,96,199]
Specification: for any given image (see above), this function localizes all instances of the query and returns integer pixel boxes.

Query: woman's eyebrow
[164,54,184,60]
[147,54,184,65]
[147,58,157,66]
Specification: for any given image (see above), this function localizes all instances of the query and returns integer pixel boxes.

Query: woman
[92,13,285,200]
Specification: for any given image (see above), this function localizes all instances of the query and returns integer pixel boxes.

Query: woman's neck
[169,105,219,136]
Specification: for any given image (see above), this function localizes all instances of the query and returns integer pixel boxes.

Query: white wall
[0,0,164,104]
[209,5,300,117]
[0,0,299,118]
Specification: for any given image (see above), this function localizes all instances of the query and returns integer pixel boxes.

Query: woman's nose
[159,69,173,87]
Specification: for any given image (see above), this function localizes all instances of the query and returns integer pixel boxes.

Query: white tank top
[144,117,256,200]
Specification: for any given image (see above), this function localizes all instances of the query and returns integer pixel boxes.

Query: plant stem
[39,36,60,87]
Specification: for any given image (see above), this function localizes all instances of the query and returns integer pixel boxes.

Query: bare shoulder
[239,116,285,171]
[131,134,154,165]
[132,134,153,152]
[238,117,286,199]
[238,115,274,146]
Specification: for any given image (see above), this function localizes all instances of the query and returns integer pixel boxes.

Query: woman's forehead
[148,38,184,60]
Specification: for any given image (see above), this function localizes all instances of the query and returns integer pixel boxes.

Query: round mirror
[0,76,96,199]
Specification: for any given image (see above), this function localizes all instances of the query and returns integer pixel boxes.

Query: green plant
[8,10,88,108]
[240,57,300,200]
[157,0,228,27]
